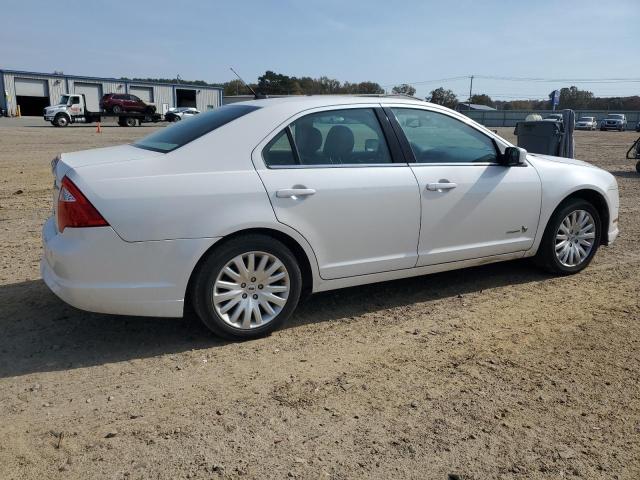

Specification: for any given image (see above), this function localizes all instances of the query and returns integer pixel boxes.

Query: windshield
[59,95,70,105]
[134,104,260,153]
[607,114,623,119]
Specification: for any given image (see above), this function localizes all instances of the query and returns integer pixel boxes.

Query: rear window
[134,105,261,153]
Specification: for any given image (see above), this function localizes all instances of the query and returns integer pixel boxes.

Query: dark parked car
[100,94,156,114]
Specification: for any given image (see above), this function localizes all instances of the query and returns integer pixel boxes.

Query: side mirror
[501,146,527,166]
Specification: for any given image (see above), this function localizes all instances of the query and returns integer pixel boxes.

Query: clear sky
[2,0,639,100]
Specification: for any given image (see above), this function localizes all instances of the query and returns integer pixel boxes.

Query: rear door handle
[426,182,457,191]
[276,188,316,198]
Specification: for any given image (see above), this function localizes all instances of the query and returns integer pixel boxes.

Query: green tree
[429,87,458,109]
[558,86,594,110]
[392,84,416,96]
[223,79,247,96]
[355,81,384,94]
[470,94,494,107]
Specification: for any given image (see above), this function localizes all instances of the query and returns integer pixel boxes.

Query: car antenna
[229,67,267,100]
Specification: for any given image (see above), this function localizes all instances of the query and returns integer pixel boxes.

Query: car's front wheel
[192,235,302,339]
[535,198,601,275]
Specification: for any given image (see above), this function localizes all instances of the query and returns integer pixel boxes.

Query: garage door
[15,78,50,116]
[130,86,154,103]
[15,78,49,97]
[74,82,103,112]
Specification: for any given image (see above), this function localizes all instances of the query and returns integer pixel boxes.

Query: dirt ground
[0,117,639,480]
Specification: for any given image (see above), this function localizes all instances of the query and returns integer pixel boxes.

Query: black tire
[534,198,601,275]
[173,116,181,122]
[636,161,640,174]
[112,105,123,114]
[54,114,69,127]
[121,117,137,127]
[191,234,302,340]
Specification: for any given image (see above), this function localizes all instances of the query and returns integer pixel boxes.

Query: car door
[253,106,421,280]
[129,95,143,112]
[386,106,542,267]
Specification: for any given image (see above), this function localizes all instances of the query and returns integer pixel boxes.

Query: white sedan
[576,116,598,130]
[42,97,620,339]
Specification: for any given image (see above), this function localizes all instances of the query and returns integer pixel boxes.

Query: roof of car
[238,95,430,109]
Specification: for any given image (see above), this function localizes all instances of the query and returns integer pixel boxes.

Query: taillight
[57,176,108,232]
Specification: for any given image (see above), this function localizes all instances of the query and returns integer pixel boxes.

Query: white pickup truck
[43,94,161,127]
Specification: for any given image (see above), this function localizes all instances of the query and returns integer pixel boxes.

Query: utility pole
[468,75,474,110]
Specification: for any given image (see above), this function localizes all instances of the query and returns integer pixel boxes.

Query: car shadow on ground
[0,260,547,379]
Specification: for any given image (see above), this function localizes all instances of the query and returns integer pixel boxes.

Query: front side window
[391,108,497,164]
[263,108,392,167]
[134,104,260,153]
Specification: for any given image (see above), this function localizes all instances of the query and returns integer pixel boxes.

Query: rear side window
[134,105,261,153]
[263,108,392,167]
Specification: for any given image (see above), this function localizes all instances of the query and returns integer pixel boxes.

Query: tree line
[122,72,386,96]
[429,86,640,111]
[124,74,640,110]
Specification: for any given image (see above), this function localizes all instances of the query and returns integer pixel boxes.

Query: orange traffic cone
[96,122,102,134]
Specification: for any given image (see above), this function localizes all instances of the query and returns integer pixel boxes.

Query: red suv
[100,94,156,114]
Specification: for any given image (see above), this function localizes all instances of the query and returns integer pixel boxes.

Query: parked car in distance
[165,107,200,122]
[42,97,620,340]
[636,122,640,133]
[575,116,597,130]
[100,94,156,114]
[543,113,564,122]
[600,113,627,131]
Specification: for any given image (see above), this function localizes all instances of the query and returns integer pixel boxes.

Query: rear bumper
[40,217,219,317]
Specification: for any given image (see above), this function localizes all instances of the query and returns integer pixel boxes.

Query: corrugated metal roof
[0,68,223,91]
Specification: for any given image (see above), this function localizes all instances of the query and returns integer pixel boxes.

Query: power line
[387,74,640,88]
[381,76,468,87]
[475,75,640,84]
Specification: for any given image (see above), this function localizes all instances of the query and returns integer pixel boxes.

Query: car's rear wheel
[192,235,302,340]
[535,198,601,275]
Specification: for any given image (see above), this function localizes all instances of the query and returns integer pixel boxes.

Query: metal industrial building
[0,69,223,116]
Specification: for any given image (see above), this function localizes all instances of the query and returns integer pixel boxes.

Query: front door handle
[426,182,458,192]
[276,188,316,198]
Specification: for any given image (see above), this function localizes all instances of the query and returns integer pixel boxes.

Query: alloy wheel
[554,210,596,267]
[212,251,290,329]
